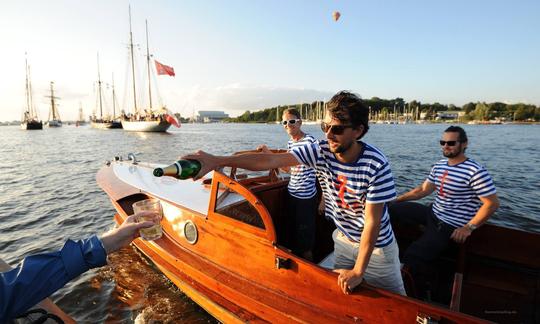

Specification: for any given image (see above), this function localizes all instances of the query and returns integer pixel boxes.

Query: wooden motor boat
[97,153,539,323]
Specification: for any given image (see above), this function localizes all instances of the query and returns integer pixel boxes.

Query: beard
[330,140,354,153]
[443,151,459,158]
[443,146,463,158]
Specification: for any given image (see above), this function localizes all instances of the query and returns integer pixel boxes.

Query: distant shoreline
[1,121,539,126]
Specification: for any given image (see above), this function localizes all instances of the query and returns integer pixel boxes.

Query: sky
[1,0,539,121]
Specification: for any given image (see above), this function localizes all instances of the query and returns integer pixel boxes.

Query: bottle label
[174,161,182,176]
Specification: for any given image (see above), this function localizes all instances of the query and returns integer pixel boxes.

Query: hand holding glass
[132,199,163,240]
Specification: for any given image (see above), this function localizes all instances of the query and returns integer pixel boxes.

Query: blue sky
[1,0,539,121]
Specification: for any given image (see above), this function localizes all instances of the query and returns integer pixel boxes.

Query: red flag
[155,60,175,76]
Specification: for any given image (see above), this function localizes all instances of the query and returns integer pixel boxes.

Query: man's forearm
[219,152,296,171]
[397,186,424,202]
[468,199,499,227]
[353,221,380,276]
[451,197,499,243]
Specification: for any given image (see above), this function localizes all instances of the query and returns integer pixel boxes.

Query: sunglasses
[439,140,459,146]
[282,119,301,125]
[320,122,353,135]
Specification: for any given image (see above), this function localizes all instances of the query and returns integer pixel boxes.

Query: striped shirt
[287,134,317,199]
[291,140,397,247]
[427,158,497,228]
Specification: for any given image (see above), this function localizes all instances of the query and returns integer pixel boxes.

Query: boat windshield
[214,182,264,229]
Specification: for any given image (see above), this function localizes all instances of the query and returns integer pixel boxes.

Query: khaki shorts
[333,229,406,295]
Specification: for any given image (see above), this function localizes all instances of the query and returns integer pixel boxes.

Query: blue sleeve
[0,235,107,322]
[367,162,397,203]
[469,167,497,197]
[427,164,437,183]
[290,142,320,168]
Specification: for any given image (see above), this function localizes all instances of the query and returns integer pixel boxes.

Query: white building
[436,111,465,120]
[196,110,229,123]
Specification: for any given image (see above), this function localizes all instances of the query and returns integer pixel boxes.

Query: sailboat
[121,8,172,132]
[76,102,87,126]
[21,55,42,130]
[91,54,122,129]
[46,81,62,127]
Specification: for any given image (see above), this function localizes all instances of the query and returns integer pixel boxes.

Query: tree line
[225,98,540,123]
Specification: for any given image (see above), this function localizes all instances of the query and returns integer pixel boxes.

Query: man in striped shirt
[258,108,318,260]
[184,91,406,295]
[390,126,499,296]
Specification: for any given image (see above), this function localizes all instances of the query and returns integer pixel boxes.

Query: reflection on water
[53,245,217,323]
[0,123,538,322]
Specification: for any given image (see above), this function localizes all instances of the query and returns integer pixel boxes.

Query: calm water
[0,123,539,322]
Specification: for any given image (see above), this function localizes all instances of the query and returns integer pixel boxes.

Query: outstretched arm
[396,180,436,202]
[182,150,300,180]
[0,214,154,322]
[255,145,291,173]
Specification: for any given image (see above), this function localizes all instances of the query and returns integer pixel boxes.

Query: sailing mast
[79,102,84,121]
[24,54,31,118]
[49,82,55,120]
[112,73,116,119]
[146,19,153,113]
[47,81,61,126]
[28,65,36,120]
[97,53,103,119]
[24,55,38,121]
[129,5,138,116]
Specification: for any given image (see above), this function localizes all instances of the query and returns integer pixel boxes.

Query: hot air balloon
[332,11,341,22]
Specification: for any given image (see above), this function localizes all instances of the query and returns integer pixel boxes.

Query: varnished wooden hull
[97,161,539,323]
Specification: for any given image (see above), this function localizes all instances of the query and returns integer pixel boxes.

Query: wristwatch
[466,223,478,231]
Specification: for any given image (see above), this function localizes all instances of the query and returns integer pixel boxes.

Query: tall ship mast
[46,81,62,127]
[121,6,173,132]
[90,53,122,129]
[76,102,87,126]
[21,54,43,130]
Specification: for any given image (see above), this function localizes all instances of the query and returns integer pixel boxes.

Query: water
[0,123,538,322]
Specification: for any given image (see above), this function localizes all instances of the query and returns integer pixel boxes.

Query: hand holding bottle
[153,159,202,180]
[180,150,221,180]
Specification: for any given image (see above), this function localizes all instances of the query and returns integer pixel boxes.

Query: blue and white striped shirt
[287,134,317,199]
[427,158,497,228]
[291,140,397,247]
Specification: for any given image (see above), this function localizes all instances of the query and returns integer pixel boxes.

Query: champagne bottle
[153,159,202,180]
